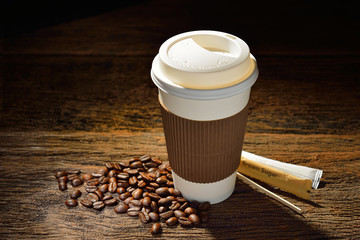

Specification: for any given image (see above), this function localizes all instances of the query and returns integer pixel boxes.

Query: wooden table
[1,1,359,239]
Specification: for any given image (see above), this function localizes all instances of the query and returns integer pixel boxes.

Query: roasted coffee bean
[169,201,180,210]
[158,163,168,170]
[158,198,171,206]
[199,211,209,223]
[127,207,140,217]
[177,197,187,203]
[151,201,159,213]
[57,176,68,183]
[86,179,100,186]
[108,181,117,193]
[58,181,67,191]
[156,187,169,197]
[119,162,129,169]
[149,212,160,222]
[169,188,182,197]
[70,190,82,199]
[129,200,142,209]
[93,201,105,210]
[108,170,117,178]
[151,158,162,165]
[113,163,122,171]
[184,207,197,216]
[68,174,79,181]
[178,216,192,226]
[166,181,174,187]
[126,169,139,176]
[67,169,81,175]
[117,180,130,188]
[72,178,84,187]
[55,170,68,179]
[102,195,113,201]
[87,193,100,203]
[85,185,98,193]
[105,162,114,170]
[142,206,152,213]
[139,211,151,223]
[92,171,104,178]
[140,155,151,163]
[94,190,103,200]
[156,176,168,184]
[166,196,177,201]
[128,176,138,186]
[159,206,168,213]
[198,201,211,211]
[166,173,173,180]
[117,172,129,180]
[65,199,78,207]
[116,186,126,194]
[189,200,200,209]
[159,210,174,220]
[188,214,200,225]
[151,222,161,234]
[147,172,156,179]
[81,173,93,181]
[130,160,142,169]
[149,182,159,188]
[179,202,189,211]
[166,216,178,226]
[143,192,150,198]
[109,176,117,183]
[141,196,151,207]
[145,186,155,192]
[132,188,143,200]
[104,197,118,206]
[124,197,134,205]
[137,180,146,188]
[99,176,109,184]
[139,172,153,182]
[98,184,108,193]
[147,167,158,173]
[145,161,158,168]
[174,210,186,218]
[80,198,93,208]
[129,157,140,164]
[114,203,128,213]
[119,192,132,201]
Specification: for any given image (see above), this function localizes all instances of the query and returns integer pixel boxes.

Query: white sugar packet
[242,151,323,189]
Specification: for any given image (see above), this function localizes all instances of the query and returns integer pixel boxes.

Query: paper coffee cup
[151,30,258,204]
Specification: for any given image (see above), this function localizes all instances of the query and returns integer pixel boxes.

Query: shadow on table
[203,180,329,240]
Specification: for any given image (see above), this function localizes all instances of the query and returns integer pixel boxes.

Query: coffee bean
[86,179,100,186]
[119,162,129,169]
[149,212,160,222]
[124,197,134,205]
[104,197,118,206]
[93,201,105,210]
[113,163,122,171]
[174,210,186,218]
[72,178,84,187]
[184,207,197,216]
[169,188,182,197]
[143,192,150,198]
[127,207,140,217]
[156,176,168,184]
[137,180,146,188]
[81,173,93,181]
[126,186,136,193]
[178,216,192,226]
[147,167,158,173]
[108,181,117,193]
[179,202,189,211]
[199,211,209,223]
[67,174,79,181]
[159,206,168,213]
[151,158,162,166]
[117,172,129,180]
[141,197,151,207]
[177,197,187,203]
[166,216,178,226]
[129,200,142,209]
[198,201,211,211]
[92,171,104,178]
[145,186,155,192]
[169,201,180,210]
[70,190,82,199]
[116,186,126,194]
[105,162,114,170]
[98,184,108,193]
[117,180,130,188]
[87,193,99,203]
[67,170,81,175]
[57,176,68,183]
[139,211,151,223]
[126,169,139,176]
[149,182,159,188]
[132,188,143,200]
[55,170,68,179]
[128,176,138,186]
[85,185,98,193]
[140,155,151,163]
[80,198,93,208]
[130,160,142,169]
[159,210,174,220]
[156,187,169,197]
[102,195,113,201]
[58,181,67,191]
[139,172,153,182]
[189,200,200,209]
[166,196,177,201]
[108,170,117,178]
[151,201,159,213]
[151,222,161,234]
[99,176,109,184]
[145,161,158,168]
[65,199,78,207]
[94,190,103,200]
[109,176,117,183]
[166,181,174,187]
[114,203,128,214]
[158,198,171,206]
[188,214,200,225]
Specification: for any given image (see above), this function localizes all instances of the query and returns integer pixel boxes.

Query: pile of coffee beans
[55,155,210,235]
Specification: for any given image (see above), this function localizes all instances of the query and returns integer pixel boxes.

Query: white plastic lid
[152,30,256,90]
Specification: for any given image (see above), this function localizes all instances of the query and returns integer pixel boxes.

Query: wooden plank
[0,131,358,239]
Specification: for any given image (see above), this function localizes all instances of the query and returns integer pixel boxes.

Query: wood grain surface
[1,0,359,239]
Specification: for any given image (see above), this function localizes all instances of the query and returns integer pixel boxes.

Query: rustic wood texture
[1,0,359,239]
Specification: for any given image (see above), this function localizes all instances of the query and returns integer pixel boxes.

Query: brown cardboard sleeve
[160,103,249,183]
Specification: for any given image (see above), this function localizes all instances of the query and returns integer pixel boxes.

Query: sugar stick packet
[238,151,323,200]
